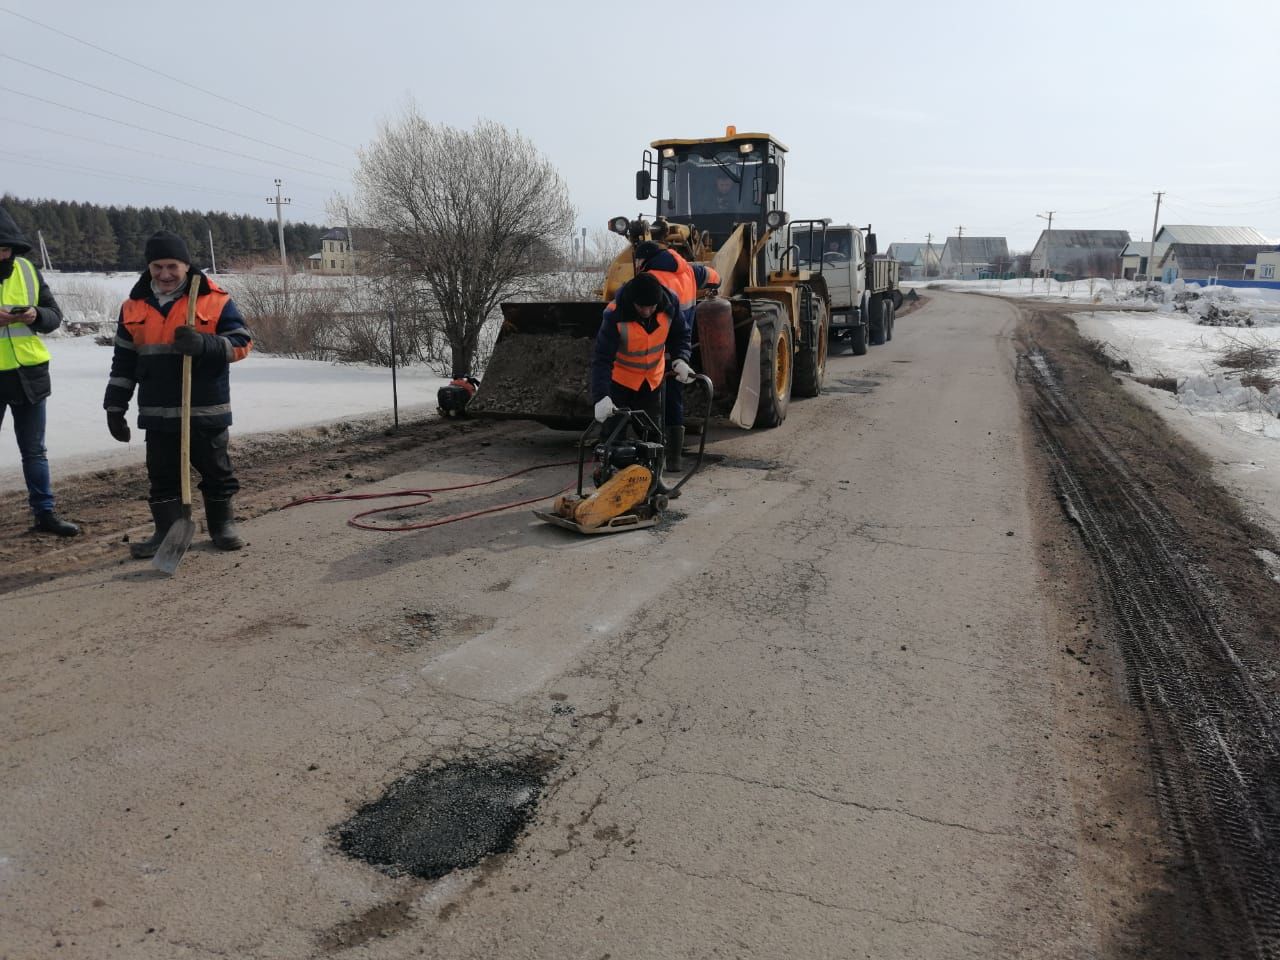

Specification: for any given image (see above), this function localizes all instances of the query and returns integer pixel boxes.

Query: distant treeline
[2,194,327,273]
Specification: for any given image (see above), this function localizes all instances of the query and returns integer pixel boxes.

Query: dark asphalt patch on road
[824,378,881,394]
[335,758,549,880]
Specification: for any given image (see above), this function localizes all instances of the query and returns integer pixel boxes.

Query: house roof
[307,252,323,260]
[1032,230,1131,254]
[1153,225,1271,246]
[942,236,1009,262]
[1161,243,1273,271]
[1120,241,1171,259]
[885,242,940,263]
[321,227,350,241]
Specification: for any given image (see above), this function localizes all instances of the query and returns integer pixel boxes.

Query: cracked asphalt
[2,293,1141,958]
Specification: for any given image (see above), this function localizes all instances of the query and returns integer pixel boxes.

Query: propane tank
[694,297,735,396]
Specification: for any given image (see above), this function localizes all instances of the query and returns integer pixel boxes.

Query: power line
[0,53,350,171]
[8,85,350,184]
[1164,191,1280,210]
[0,6,356,152]
[0,114,342,192]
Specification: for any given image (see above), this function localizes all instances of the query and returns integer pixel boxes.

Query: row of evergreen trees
[2,195,327,273]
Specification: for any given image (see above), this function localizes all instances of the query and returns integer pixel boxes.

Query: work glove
[107,412,131,443]
[594,396,617,422]
[172,325,206,356]
[671,359,695,384]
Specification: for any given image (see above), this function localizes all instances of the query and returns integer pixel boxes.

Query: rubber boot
[203,496,244,551]
[130,499,183,559]
[665,426,686,473]
[33,511,80,537]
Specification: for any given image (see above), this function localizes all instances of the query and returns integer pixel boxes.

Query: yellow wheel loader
[467,127,832,431]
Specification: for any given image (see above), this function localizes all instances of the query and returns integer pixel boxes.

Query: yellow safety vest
[0,257,52,371]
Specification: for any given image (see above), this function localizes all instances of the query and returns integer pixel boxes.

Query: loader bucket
[468,301,605,429]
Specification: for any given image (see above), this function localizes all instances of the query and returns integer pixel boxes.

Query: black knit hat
[0,206,32,255]
[634,241,662,263]
[144,230,191,265]
[626,272,664,307]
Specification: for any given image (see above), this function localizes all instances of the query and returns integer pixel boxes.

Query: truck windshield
[793,229,853,265]
[658,150,764,219]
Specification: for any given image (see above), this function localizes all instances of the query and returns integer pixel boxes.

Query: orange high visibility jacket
[611,310,672,391]
[639,248,721,322]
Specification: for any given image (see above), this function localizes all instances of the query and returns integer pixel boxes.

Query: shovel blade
[151,512,196,576]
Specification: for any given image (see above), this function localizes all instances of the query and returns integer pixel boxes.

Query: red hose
[282,460,579,531]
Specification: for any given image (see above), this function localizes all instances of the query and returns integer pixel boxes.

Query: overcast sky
[4,0,1278,256]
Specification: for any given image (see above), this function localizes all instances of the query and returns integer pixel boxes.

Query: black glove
[107,412,131,443]
[172,325,206,356]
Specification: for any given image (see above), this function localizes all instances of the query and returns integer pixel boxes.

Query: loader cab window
[658,146,774,221]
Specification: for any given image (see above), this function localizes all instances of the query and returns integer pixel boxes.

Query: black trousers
[608,381,665,435]
[145,428,240,503]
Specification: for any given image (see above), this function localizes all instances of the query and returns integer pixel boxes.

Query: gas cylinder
[694,297,734,396]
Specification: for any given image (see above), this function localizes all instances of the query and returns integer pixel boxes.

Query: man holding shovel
[104,231,253,557]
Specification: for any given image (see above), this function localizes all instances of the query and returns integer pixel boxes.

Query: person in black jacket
[104,231,253,557]
[0,206,79,536]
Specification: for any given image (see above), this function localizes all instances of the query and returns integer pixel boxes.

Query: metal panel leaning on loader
[467,126,833,430]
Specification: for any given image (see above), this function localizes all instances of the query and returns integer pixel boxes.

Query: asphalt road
[3,293,1107,958]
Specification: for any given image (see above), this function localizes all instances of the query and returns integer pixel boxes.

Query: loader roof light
[765,210,789,230]
[738,142,754,154]
[662,147,675,158]
[609,216,630,235]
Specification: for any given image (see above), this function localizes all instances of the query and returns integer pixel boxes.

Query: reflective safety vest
[0,257,52,371]
[612,311,671,390]
[649,254,699,315]
[120,286,232,345]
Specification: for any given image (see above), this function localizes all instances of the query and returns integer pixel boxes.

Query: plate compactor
[536,375,711,534]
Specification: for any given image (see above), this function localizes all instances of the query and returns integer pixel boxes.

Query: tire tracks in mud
[1019,304,1280,959]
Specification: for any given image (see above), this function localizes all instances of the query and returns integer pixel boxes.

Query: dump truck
[468,127,832,430]
[791,223,901,355]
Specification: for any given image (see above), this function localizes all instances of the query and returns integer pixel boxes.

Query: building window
[330,259,336,269]
[1263,264,1275,279]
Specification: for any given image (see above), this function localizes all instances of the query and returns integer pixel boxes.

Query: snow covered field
[1,332,448,490]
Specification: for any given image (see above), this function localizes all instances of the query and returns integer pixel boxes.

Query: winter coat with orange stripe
[103,270,252,432]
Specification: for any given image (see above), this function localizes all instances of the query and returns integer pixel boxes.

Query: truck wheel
[793,305,827,398]
[755,314,792,428]
[885,301,895,342]
[849,322,868,356]
[868,295,886,346]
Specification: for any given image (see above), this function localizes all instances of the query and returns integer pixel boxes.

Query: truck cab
[791,223,897,355]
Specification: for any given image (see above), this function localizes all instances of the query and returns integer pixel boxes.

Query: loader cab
[639,130,787,251]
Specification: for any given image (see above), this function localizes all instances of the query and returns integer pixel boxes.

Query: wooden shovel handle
[179,283,198,509]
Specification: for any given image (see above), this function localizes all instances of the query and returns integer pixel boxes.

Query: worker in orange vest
[634,241,720,471]
[590,272,692,436]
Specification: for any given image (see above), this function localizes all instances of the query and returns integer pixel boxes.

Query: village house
[305,227,359,276]
[886,242,942,280]
[938,236,1010,279]
[1148,225,1271,282]
[1029,229,1130,279]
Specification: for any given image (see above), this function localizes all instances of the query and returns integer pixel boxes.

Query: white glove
[671,359,694,384]
[594,396,617,422]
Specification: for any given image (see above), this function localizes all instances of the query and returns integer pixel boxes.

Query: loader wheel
[793,304,827,399]
[756,315,792,428]
[849,321,868,356]
[868,295,887,346]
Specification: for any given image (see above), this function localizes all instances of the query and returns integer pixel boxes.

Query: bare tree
[352,108,575,376]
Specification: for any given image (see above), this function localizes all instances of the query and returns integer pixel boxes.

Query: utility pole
[924,232,933,279]
[36,230,52,271]
[1036,211,1055,286]
[207,228,218,275]
[266,178,291,306]
[1146,191,1164,281]
[954,225,964,279]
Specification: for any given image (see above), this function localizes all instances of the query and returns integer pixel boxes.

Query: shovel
[152,285,200,575]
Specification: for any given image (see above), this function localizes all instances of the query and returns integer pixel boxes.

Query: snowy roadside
[1,336,449,490]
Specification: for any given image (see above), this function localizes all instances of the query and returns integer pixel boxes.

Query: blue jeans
[1,398,55,514]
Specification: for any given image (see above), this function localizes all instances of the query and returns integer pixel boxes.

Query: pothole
[335,757,551,880]
[824,378,881,394]
[715,457,782,471]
